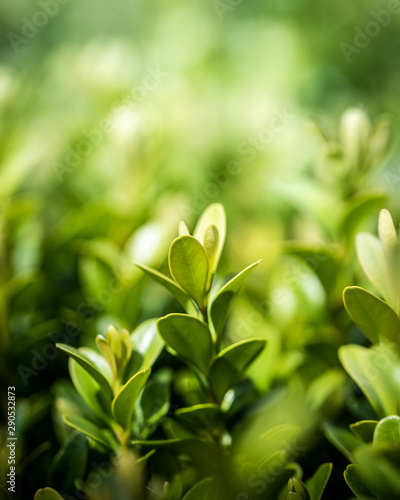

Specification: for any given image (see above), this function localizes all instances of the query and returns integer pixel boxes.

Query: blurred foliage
[1,0,400,498]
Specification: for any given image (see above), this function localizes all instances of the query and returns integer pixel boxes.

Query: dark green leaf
[182,477,220,500]
[305,463,332,500]
[344,464,379,500]
[350,421,378,443]
[175,404,222,432]
[157,314,213,374]
[63,414,118,450]
[210,339,266,400]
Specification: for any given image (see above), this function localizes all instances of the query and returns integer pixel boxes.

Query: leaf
[69,359,111,422]
[339,344,400,418]
[179,221,190,236]
[203,224,220,289]
[350,420,378,443]
[169,236,209,309]
[342,190,387,242]
[48,432,88,494]
[356,233,393,305]
[210,339,266,401]
[136,379,170,437]
[378,209,397,261]
[128,319,165,375]
[112,368,151,431]
[157,314,213,374]
[373,415,400,447]
[210,260,261,335]
[343,286,400,344]
[323,423,362,461]
[33,488,64,500]
[305,463,332,500]
[136,263,197,315]
[63,414,118,450]
[182,477,220,500]
[57,344,113,400]
[193,203,226,270]
[175,404,222,432]
[344,464,379,500]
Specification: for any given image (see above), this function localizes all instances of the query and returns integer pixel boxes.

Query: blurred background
[1,0,400,498]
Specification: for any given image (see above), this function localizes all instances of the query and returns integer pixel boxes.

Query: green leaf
[193,203,226,269]
[356,233,393,305]
[323,423,362,461]
[129,319,164,374]
[339,344,400,418]
[57,344,113,400]
[48,432,88,494]
[203,224,220,289]
[69,359,111,422]
[136,379,170,437]
[175,404,222,432]
[112,368,151,431]
[210,339,266,400]
[182,477,220,500]
[210,260,261,335]
[344,464,379,500]
[305,463,332,500]
[373,415,400,448]
[350,421,378,443]
[378,209,397,261]
[168,235,209,309]
[343,286,400,344]
[33,488,64,500]
[63,414,118,450]
[136,263,197,315]
[157,314,213,374]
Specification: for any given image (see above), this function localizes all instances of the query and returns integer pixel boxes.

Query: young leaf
[135,263,197,315]
[193,203,226,258]
[305,463,332,500]
[210,339,266,400]
[343,286,400,344]
[356,233,393,305]
[111,368,151,431]
[344,464,379,500]
[378,209,397,261]
[33,489,64,500]
[63,414,118,450]
[169,235,209,309]
[130,319,164,372]
[57,344,113,400]
[203,224,220,289]
[373,415,400,447]
[210,260,261,335]
[157,314,213,374]
[182,477,220,500]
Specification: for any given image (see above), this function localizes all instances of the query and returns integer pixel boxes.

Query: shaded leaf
[343,286,400,344]
[175,404,222,432]
[63,414,118,450]
[305,463,332,500]
[157,314,213,374]
[350,421,378,443]
[182,477,220,500]
[210,339,266,400]
[33,488,64,500]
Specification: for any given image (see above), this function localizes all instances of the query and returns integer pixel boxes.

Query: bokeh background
[1,0,400,498]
